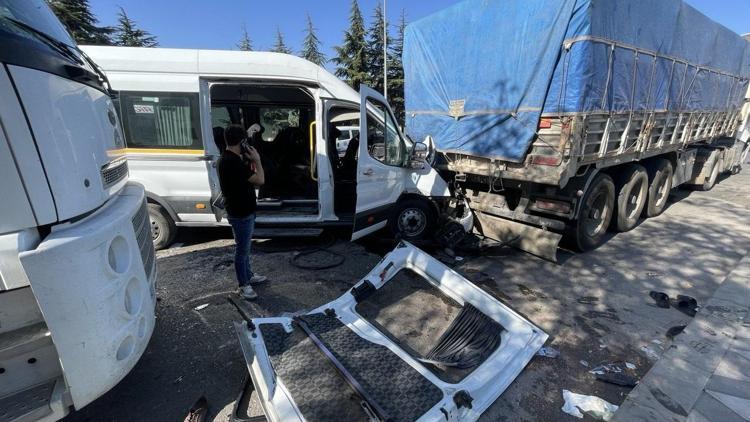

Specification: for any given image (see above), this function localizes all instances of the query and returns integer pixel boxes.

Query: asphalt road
[63,171,750,422]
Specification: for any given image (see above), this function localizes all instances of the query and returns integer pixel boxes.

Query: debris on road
[235,242,548,422]
[580,360,589,367]
[590,362,638,387]
[649,291,670,308]
[671,295,699,317]
[640,345,661,361]
[184,396,208,422]
[537,346,560,358]
[194,303,209,311]
[648,292,700,317]
[561,390,619,420]
[666,325,687,339]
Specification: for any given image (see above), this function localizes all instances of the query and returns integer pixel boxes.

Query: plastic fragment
[537,346,560,358]
[640,345,661,360]
[194,303,209,311]
[561,390,619,420]
[580,360,589,367]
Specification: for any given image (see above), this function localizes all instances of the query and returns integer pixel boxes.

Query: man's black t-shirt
[217,151,256,218]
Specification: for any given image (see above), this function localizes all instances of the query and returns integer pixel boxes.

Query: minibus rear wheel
[148,204,177,250]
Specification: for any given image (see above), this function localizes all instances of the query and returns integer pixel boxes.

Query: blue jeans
[228,214,256,288]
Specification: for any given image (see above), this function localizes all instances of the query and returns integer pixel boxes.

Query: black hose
[254,232,346,270]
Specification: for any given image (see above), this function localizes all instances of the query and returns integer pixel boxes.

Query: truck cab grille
[131,200,155,279]
[102,159,128,189]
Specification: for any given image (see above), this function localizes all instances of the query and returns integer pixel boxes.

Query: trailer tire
[611,165,648,232]
[573,173,615,251]
[697,158,721,191]
[391,198,436,241]
[644,160,673,218]
[148,203,177,250]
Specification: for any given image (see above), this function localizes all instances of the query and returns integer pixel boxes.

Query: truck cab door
[352,86,410,240]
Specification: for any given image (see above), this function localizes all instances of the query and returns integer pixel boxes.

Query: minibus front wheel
[148,203,177,250]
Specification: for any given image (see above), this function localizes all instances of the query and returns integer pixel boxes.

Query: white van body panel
[238,243,547,422]
[8,65,127,222]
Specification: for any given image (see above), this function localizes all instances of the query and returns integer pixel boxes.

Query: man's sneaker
[238,285,258,301]
[249,275,267,285]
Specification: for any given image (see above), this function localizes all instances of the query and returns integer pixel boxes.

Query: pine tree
[300,14,326,66]
[237,24,253,51]
[388,10,407,124]
[333,0,368,89]
[271,28,291,54]
[113,7,158,47]
[47,0,113,45]
[365,1,388,94]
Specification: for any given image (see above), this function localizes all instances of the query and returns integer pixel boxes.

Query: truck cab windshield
[0,0,75,47]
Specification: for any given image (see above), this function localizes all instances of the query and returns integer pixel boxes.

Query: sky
[90,0,750,68]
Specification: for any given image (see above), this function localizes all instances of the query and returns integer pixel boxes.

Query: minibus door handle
[362,168,375,176]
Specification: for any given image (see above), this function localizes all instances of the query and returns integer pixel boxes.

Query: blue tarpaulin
[404,0,750,163]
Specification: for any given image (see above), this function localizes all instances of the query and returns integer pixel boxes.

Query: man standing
[217,125,267,300]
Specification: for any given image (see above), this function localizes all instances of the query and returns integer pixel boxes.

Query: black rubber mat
[299,313,444,422]
[259,324,369,422]
[424,303,503,369]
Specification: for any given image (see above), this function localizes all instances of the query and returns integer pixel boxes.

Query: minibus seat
[338,135,359,182]
[274,127,316,198]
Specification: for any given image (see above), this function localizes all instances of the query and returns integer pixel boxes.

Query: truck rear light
[538,118,553,129]
[530,155,562,166]
[534,199,571,214]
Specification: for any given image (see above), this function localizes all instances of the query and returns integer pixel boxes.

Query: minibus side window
[119,91,202,151]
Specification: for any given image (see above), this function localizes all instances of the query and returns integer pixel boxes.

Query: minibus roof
[81,45,360,102]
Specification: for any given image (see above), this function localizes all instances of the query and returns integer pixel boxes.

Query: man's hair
[224,125,246,147]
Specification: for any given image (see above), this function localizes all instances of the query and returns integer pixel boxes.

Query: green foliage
[47,0,113,45]
[271,27,291,54]
[301,14,326,66]
[237,24,253,51]
[333,0,368,89]
[113,7,157,47]
[388,10,407,124]
[365,1,388,94]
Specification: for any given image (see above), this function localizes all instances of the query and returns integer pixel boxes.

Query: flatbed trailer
[404,0,750,260]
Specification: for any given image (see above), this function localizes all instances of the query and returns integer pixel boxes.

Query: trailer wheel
[644,160,673,218]
[391,198,435,241]
[611,165,648,232]
[573,173,615,251]
[148,203,177,250]
[697,158,721,191]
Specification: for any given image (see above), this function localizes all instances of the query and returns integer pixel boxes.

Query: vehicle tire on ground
[611,164,648,232]
[696,158,721,191]
[148,203,177,250]
[644,159,673,218]
[390,198,436,241]
[572,173,615,252]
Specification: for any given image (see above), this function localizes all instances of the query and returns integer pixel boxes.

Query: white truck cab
[81,46,471,249]
[0,2,156,420]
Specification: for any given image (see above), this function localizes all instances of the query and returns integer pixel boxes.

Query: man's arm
[244,146,265,187]
[248,160,264,186]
